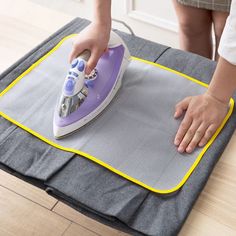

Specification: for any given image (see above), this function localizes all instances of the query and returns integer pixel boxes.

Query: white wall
[31,0,180,48]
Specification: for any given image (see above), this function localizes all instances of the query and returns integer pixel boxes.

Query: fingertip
[68,55,74,64]
[86,62,95,73]
[85,65,92,75]
[174,138,180,146]
[87,55,99,72]
[68,50,77,64]
[186,146,193,153]
[174,111,178,118]
[174,107,184,119]
[174,111,181,119]
[68,52,73,63]
[198,142,205,147]
[68,42,86,63]
[177,146,184,153]
[199,138,208,147]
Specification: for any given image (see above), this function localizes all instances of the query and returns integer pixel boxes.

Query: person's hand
[69,22,110,74]
[174,93,229,153]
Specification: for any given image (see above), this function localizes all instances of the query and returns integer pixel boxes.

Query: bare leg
[172,0,213,59]
[212,11,229,61]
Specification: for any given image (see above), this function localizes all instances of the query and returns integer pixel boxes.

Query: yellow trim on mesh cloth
[0,34,234,194]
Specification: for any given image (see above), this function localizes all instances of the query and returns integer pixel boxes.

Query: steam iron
[53,31,130,139]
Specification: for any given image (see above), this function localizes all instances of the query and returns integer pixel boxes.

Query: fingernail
[174,139,180,146]
[178,146,184,153]
[174,112,178,118]
[186,147,192,153]
[85,67,91,75]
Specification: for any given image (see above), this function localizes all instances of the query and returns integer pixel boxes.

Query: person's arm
[173,0,236,154]
[69,0,111,74]
[207,58,236,103]
[93,0,111,27]
[218,0,236,65]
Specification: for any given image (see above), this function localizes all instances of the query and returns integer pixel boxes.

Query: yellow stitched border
[0,35,234,194]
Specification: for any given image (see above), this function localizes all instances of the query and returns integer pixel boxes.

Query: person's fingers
[85,49,102,74]
[177,120,200,153]
[174,113,192,147]
[174,97,191,118]
[68,42,87,63]
[198,124,217,147]
[185,123,208,153]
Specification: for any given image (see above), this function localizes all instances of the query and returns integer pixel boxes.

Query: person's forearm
[207,57,236,104]
[93,0,111,28]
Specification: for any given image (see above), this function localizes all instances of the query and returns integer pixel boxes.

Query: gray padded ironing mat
[0,36,212,193]
[1,18,236,236]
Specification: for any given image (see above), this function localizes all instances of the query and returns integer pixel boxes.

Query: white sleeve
[218,0,236,65]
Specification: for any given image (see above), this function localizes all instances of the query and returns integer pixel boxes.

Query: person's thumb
[174,97,191,118]
[68,42,87,63]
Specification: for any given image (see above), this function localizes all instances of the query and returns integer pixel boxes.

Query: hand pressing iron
[53,31,130,139]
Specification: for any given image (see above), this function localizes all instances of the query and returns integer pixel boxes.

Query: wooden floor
[0,0,236,235]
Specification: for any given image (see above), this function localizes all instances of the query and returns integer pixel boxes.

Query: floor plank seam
[193,207,236,232]
[61,221,72,236]
[53,207,102,236]
[0,183,55,210]
[50,200,59,211]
